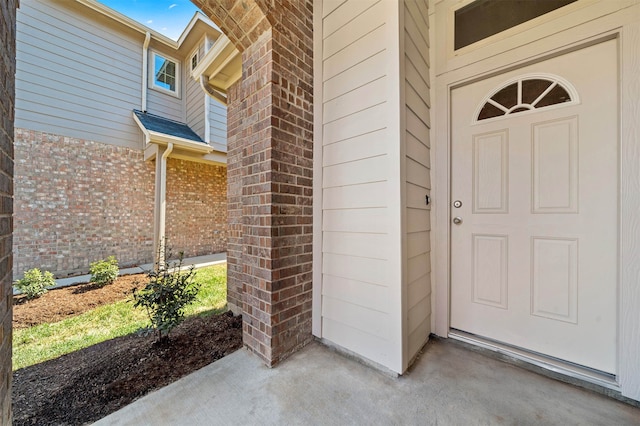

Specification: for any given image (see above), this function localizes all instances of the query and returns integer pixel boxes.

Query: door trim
[433,4,640,401]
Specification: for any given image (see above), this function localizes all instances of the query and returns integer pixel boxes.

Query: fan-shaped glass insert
[476,77,575,122]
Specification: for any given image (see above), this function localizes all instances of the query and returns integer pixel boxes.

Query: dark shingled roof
[133,110,204,143]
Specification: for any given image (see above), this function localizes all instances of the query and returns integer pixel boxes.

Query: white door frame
[432,0,640,401]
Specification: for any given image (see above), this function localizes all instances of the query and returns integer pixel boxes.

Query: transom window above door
[475,75,579,122]
[454,0,578,50]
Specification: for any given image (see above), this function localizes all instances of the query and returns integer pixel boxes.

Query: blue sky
[98,0,201,40]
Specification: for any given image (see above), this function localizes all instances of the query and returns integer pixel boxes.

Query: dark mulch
[12,275,243,426]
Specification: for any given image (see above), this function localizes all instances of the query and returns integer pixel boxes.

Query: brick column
[194,0,314,366]
[225,80,244,315]
[0,0,16,422]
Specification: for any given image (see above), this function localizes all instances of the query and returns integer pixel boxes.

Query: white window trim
[190,50,199,72]
[149,50,181,98]
[471,73,580,125]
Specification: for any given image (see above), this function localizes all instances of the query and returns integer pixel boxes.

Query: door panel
[450,40,618,374]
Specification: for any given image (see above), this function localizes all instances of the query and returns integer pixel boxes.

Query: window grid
[477,77,574,122]
[152,52,179,96]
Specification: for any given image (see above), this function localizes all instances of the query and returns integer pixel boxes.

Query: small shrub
[89,256,119,287]
[133,249,199,341]
[14,268,56,299]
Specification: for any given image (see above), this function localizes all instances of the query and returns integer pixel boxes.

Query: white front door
[450,40,618,374]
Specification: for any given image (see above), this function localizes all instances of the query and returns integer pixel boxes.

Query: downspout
[141,32,151,111]
[154,142,173,265]
[199,75,227,106]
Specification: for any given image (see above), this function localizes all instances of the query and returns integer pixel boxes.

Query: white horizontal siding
[323,297,391,339]
[323,1,385,59]
[407,132,430,165]
[323,103,387,145]
[323,182,388,210]
[323,0,371,36]
[16,0,144,148]
[319,0,402,372]
[403,0,431,366]
[407,231,430,258]
[323,208,389,234]
[322,77,387,124]
[323,253,388,287]
[323,274,389,312]
[323,129,388,166]
[323,232,388,260]
[407,264,431,305]
[323,51,386,102]
[407,252,430,284]
[322,156,387,188]
[323,0,348,18]
[322,318,394,367]
[323,25,386,81]
[407,208,430,232]
[408,316,430,357]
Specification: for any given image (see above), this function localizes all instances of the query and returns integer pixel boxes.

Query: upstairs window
[190,51,199,71]
[151,52,180,96]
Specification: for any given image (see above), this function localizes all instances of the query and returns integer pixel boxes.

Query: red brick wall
[268,2,314,362]
[14,129,156,277]
[0,0,16,421]
[225,79,243,315]
[221,0,314,366]
[13,129,227,278]
[166,158,227,257]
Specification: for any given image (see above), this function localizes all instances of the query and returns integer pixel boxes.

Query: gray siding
[209,99,227,152]
[186,56,205,139]
[16,0,226,151]
[198,42,206,62]
[403,0,431,364]
[146,48,183,122]
[16,0,143,148]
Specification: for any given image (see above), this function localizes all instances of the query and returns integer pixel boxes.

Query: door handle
[453,217,463,225]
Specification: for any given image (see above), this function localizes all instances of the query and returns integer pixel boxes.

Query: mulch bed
[13,274,145,328]
[12,275,243,426]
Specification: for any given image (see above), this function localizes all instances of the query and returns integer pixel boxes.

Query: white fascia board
[177,12,220,47]
[147,131,213,154]
[75,0,177,48]
[203,151,227,165]
[192,34,241,94]
[75,1,221,52]
[170,151,227,166]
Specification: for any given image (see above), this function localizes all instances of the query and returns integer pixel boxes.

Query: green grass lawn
[13,264,227,371]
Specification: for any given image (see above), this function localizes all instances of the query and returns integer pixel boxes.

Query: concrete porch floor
[94,338,639,425]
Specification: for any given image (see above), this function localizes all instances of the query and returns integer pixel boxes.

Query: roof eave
[147,130,214,154]
[177,12,221,47]
[191,34,242,102]
[132,111,213,154]
[75,0,178,48]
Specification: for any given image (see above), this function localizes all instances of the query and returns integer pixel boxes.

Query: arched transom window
[475,75,579,122]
